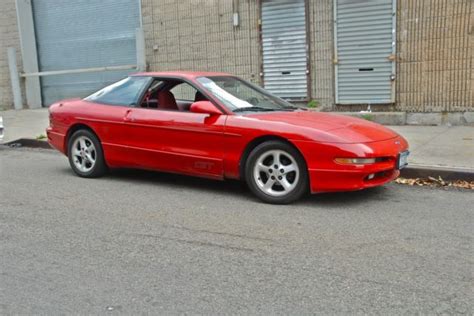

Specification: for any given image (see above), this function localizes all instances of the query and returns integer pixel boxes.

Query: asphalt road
[1,146,472,314]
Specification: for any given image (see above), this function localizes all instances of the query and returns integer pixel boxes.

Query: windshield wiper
[233,107,276,113]
[279,105,300,111]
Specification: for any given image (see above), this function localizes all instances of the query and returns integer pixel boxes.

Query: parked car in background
[47,71,409,204]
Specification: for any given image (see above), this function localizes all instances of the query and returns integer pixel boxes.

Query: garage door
[32,0,140,105]
[261,0,308,100]
[335,0,396,104]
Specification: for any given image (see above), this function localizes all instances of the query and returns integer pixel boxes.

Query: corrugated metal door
[261,0,308,100]
[32,0,140,105]
[334,0,396,104]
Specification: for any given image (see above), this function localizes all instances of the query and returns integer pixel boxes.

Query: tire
[245,140,308,204]
[67,129,107,178]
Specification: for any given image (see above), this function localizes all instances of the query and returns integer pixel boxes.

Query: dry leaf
[395,177,474,190]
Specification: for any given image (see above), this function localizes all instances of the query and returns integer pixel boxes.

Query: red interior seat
[158,91,179,110]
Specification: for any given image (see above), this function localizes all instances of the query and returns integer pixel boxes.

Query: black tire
[67,129,107,178]
[245,140,308,204]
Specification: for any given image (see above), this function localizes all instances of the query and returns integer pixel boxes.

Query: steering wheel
[143,90,151,108]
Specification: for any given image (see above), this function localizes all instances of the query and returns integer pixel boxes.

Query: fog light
[334,158,377,164]
[367,173,375,180]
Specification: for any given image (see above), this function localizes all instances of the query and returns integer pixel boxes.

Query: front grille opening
[365,170,391,182]
[374,157,391,163]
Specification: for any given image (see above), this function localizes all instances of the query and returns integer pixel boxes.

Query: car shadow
[57,167,396,206]
[299,186,392,207]
[108,168,251,199]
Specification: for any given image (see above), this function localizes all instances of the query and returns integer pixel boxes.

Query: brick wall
[0,0,23,110]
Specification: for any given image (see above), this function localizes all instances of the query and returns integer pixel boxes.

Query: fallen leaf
[395,177,474,190]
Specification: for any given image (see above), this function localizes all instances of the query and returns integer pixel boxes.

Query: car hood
[245,111,400,143]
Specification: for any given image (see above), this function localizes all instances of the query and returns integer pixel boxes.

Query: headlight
[334,158,377,164]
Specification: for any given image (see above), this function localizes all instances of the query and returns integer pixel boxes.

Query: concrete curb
[3,138,52,150]
[400,165,474,182]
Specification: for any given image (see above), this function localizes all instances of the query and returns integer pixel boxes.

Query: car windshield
[196,76,298,112]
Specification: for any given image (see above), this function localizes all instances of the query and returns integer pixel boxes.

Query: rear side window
[85,76,152,106]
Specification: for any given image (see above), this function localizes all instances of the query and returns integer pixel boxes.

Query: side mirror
[190,101,222,116]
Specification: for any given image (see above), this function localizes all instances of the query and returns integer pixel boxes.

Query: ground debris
[395,176,474,190]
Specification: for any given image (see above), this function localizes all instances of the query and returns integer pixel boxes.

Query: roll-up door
[261,0,308,100]
[335,0,396,104]
[32,0,140,105]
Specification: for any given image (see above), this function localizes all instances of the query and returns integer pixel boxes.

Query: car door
[122,79,227,179]
[78,102,133,166]
[80,76,152,166]
[123,108,226,179]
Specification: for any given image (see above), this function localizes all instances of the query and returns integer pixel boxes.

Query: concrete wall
[140,0,336,109]
[141,0,261,86]
[308,0,334,110]
[396,0,473,113]
[141,0,472,113]
[1,0,471,112]
[0,0,23,110]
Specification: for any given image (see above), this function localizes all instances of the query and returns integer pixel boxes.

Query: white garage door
[261,0,308,100]
[335,0,396,104]
[32,0,140,105]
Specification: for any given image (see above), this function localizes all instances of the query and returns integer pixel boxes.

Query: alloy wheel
[253,149,300,197]
[71,136,97,173]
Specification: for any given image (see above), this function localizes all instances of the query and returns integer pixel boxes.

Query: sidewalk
[1,108,473,172]
[0,108,49,143]
[389,125,474,170]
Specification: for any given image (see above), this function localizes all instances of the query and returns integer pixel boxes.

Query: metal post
[7,47,23,110]
[136,27,146,71]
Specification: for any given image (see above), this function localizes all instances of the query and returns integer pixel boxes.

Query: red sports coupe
[47,71,409,204]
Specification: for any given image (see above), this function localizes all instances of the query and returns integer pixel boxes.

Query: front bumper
[293,136,409,193]
[308,166,400,193]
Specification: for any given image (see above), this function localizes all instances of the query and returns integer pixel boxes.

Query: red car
[47,71,409,204]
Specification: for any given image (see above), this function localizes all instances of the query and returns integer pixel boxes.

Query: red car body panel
[47,71,409,193]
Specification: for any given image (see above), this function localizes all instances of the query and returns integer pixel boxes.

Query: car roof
[130,71,232,79]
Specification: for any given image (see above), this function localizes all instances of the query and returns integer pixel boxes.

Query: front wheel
[67,129,107,178]
[245,141,308,204]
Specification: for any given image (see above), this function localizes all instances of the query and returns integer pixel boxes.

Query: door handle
[124,109,134,122]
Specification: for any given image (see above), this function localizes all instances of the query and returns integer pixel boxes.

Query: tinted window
[84,76,152,106]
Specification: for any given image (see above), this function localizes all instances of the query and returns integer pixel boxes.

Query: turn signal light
[334,158,377,164]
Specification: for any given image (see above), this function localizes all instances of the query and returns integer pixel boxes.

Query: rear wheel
[67,129,107,178]
[245,141,308,204]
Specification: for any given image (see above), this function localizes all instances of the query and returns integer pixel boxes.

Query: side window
[171,82,198,101]
[85,76,152,106]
